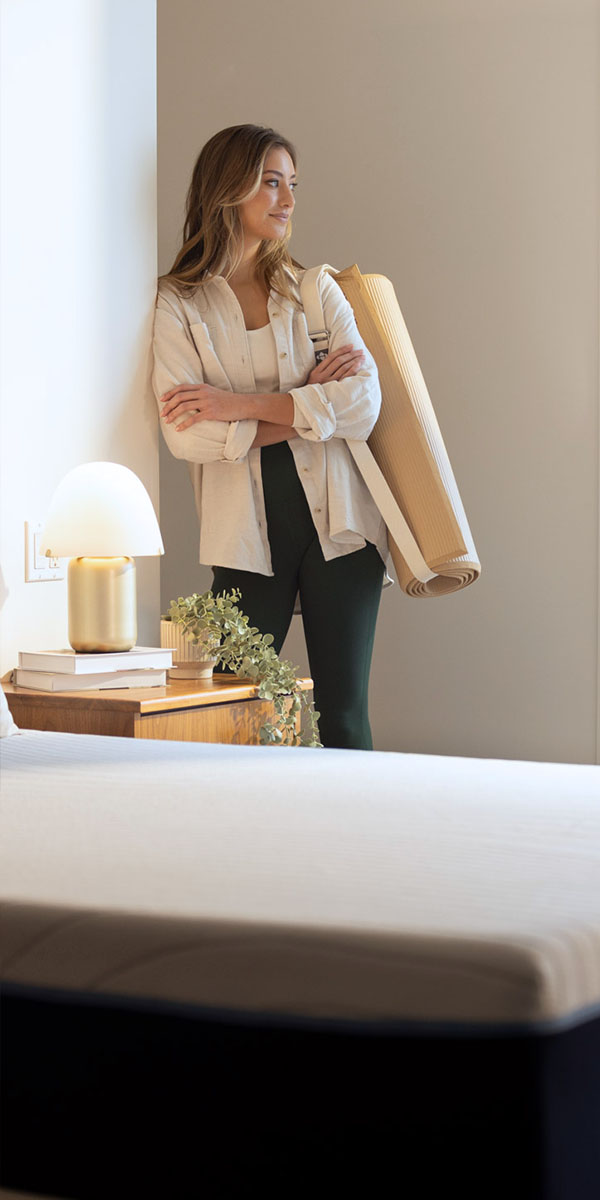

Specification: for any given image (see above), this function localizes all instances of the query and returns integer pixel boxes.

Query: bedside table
[3,676,313,746]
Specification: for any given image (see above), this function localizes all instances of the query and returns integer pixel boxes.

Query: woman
[153,124,390,749]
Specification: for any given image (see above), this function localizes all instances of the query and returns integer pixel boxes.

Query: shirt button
[302,466,309,473]
[315,508,322,514]
[279,351,287,359]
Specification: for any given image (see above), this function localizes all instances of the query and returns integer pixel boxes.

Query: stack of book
[13,646,174,691]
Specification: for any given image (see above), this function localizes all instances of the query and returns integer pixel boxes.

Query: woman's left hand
[160,383,252,431]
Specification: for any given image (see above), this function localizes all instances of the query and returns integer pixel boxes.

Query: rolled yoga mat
[309,264,481,598]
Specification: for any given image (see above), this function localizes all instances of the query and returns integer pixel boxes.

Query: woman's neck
[228,244,261,288]
[227,264,270,329]
[228,267,259,289]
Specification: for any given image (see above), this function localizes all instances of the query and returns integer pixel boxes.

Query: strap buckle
[309,329,329,364]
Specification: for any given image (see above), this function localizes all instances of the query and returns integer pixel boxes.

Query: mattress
[2,730,599,1031]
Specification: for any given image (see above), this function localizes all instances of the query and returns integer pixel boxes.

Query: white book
[13,668,167,692]
[17,646,173,674]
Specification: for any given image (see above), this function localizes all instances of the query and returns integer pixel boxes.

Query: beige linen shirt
[152,269,390,577]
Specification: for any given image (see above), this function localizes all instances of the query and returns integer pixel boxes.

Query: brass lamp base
[68,557,137,652]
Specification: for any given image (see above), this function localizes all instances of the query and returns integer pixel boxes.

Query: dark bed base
[2,986,599,1200]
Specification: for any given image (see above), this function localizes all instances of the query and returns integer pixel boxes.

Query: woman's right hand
[307,344,365,386]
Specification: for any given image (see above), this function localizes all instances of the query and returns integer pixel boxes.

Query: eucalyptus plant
[164,588,322,748]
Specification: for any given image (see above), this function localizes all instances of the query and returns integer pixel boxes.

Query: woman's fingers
[161,383,213,423]
[160,382,202,401]
[330,351,364,373]
[173,413,205,432]
[327,344,357,360]
[162,397,205,423]
[325,347,364,365]
[318,349,365,381]
[160,383,205,416]
[306,345,365,386]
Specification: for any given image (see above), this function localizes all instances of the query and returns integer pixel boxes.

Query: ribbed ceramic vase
[160,620,219,680]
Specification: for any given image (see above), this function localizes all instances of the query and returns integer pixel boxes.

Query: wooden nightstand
[3,676,313,746]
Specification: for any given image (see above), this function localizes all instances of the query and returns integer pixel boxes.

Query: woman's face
[237,146,297,248]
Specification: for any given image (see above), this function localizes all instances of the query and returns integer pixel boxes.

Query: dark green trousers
[212,441,384,750]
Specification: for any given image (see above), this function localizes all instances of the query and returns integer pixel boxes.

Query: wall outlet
[24,521,65,582]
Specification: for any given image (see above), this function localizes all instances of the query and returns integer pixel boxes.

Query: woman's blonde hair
[162,124,302,304]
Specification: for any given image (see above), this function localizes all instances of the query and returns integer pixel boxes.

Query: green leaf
[165,586,322,751]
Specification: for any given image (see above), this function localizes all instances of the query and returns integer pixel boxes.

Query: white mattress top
[1,731,599,1028]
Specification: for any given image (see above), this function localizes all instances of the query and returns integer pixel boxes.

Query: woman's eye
[264,179,298,189]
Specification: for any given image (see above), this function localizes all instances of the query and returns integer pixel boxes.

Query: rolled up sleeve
[222,418,258,462]
[289,385,337,441]
[152,291,258,465]
[289,274,381,443]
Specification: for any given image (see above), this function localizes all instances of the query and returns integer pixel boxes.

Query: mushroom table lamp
[40,462,164,653]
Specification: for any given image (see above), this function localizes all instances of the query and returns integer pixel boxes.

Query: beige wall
[157,0,599,763]
[0,0,158,672]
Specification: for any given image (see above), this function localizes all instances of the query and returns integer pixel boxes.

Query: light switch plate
[25,521,65,582]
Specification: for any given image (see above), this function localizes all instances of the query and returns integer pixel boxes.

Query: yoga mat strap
[300,264,438,586]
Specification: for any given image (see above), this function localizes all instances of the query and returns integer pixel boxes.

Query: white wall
[0,0,158,672]
[157,0,599,764]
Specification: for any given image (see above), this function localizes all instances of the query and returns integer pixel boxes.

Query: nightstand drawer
[4,677,312,746]
[135,697,290,744]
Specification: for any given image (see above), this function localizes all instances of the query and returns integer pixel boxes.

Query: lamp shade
[40,462,164,558]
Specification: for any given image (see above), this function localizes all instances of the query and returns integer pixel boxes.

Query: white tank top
[246,323,279,392]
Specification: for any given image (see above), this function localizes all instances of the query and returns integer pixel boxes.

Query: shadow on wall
[158,438,213,616]
[105,292,163,648]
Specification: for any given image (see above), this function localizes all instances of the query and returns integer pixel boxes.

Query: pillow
[0,684,19,737]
